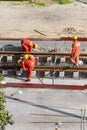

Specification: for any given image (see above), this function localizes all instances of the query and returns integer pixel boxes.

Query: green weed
[52,0,73,4]
[30,2,46,7]
[59,0,72,4]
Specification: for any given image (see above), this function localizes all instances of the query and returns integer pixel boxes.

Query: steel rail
[0,65,87,72]
[0,51,87,58]
[35,66,87,72]
[0,37,87,41]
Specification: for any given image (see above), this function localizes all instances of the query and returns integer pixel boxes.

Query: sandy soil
[0,1,87,38]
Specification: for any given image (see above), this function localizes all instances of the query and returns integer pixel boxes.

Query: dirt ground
[0,1,87,38]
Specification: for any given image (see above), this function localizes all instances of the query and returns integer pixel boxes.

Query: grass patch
[52,0,73,4]
[15,0,25,2]
[2,0,25,1]
[52,0,59,2]
[59,0,72,4]
[30,2,46,7]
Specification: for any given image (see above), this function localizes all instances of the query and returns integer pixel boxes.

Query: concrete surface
[1,77,87,130]
[2,76,87,86]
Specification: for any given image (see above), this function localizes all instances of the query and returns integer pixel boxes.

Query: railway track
[0,51,87,78]
[0,38,87,79]
[1,38,87,130]
[0,51,87,58]
[0,64,87,72]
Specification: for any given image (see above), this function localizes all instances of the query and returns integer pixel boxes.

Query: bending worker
[21,38,38,52]
[70,35,80,67]
[18,54,37,82]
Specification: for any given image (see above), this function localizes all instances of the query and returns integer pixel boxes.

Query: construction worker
[21,38,38,52]
[18,54,37,82]
[70,35,80,67]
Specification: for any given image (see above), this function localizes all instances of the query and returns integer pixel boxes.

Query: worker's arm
[22,61,27,70]
[71,42,75,56]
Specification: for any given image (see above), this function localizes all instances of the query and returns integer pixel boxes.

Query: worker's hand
[18,59,22,64]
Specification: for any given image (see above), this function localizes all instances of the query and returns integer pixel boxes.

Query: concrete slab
[4,86,87,130]
[2,76,87,86]
[0,76,86,130]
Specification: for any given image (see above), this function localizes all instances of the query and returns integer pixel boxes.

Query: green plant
[3,0,25,1]
[30,2,46,7]
[52,0,73,4]
[0,74,4,84]
[59,0,71,4]
[14,0,24,2]
[52,0,59,2]
[0,74,13,130]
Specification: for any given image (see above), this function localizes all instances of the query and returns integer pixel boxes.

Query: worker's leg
[70,56,76,64]
[27,68,32,81]
[27,64,35,80]
[25,63,35,82]
[75,56,79,67]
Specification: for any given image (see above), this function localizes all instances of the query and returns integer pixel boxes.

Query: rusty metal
[3,83,87,90]
[61,37,87,41]
[0,51,87,58]
[0,65,87,72]
[0,37,61,41]
[0,37,87,41]
[35,66,87,72]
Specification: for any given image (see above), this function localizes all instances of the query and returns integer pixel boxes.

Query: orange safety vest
[71,41,80,56]
[21,39,34,52]
[22,55,36,70]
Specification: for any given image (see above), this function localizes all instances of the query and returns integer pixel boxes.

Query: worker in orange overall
[70,35,80,67]
[21,38,38,52]
[18,54,37,82]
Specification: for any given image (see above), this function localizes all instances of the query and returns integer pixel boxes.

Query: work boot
[25,78,31,82]
[72,64,76,68]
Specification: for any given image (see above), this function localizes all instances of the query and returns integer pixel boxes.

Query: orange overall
[70,40,80,66]
[21,39,34,52]
[22,55,36,80]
